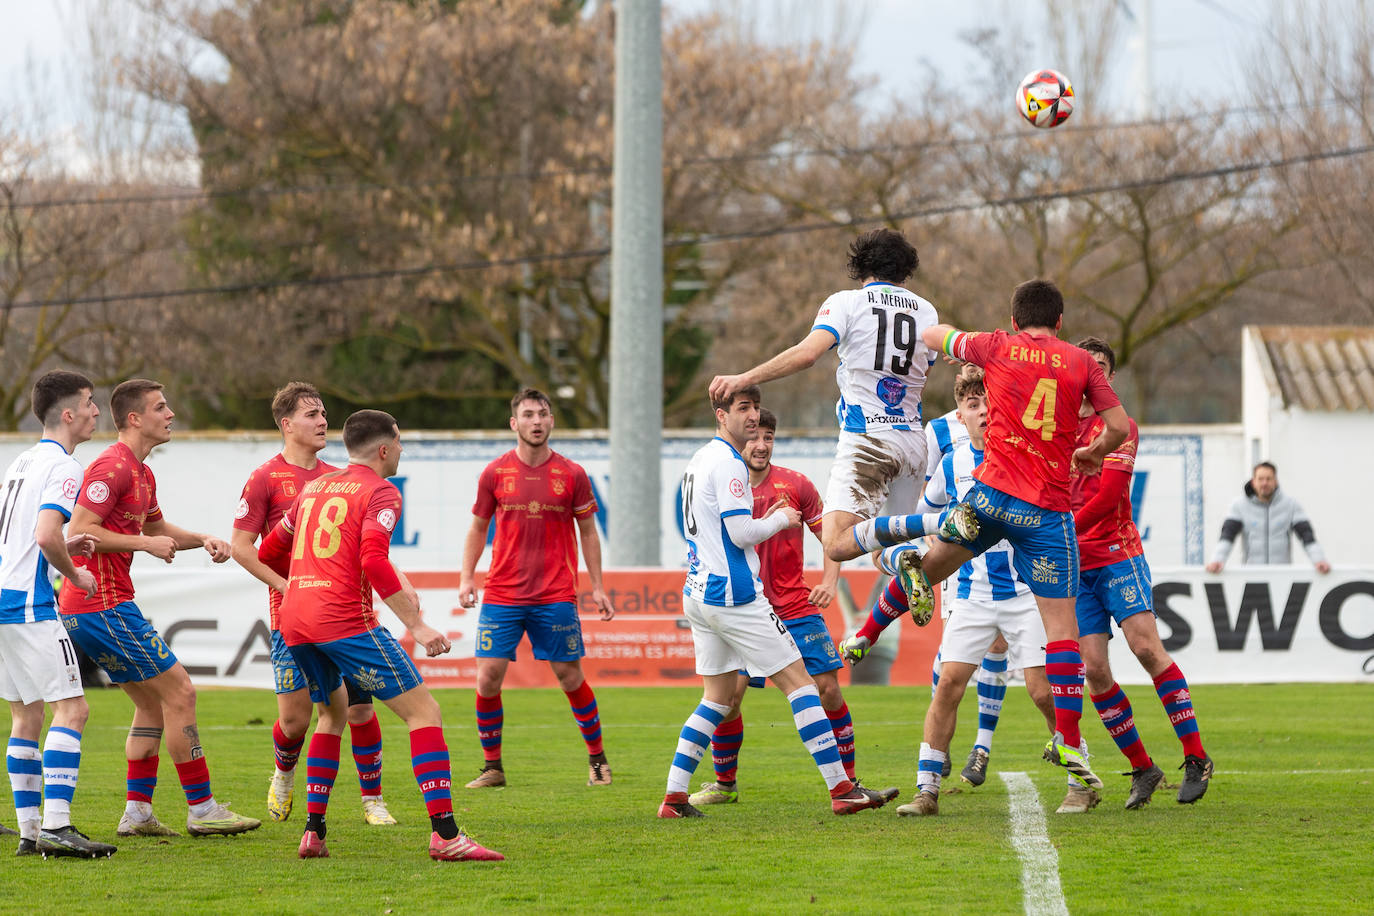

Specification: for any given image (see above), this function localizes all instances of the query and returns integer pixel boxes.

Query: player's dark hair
[32,370,94,427]
[846,228,919,284]
[271,381,324,428]
[1075,336,1116,375]
[342,409,398,455]
[953,364,985,402]
[1253,460,1277,476]
[510,387,551,415]
[110,379,164,431]
[711,384,762,414]
[757,407,778,433]
[1010,279,1064,331]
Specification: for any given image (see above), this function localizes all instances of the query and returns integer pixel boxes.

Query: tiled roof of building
[1254,325,1374,412]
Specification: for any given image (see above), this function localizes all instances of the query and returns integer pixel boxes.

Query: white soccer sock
[852,515,924,553]
[877,543,925,576]
[917,742,946,795]
[666,699,729,795]
[41,727,82,830]
[7,738,42,839]
[124,800,153,819]
[786,685,846,791]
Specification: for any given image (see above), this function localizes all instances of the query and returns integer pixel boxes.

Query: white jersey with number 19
[681,437,762,608]
[0,440,83,624]
[812,281,939,435]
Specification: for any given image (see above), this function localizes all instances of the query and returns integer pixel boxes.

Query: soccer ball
[1016,69,1074,128]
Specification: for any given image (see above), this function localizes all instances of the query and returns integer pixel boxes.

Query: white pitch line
[1000,771,1070,916]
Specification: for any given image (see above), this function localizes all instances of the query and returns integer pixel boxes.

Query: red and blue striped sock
[1091,683,1153,769]
[1153,662,1205,758]
[409,726,454,818]
[174,757,213,808]
[273,721,305,773]
[305,733,341,818]
[709,714,744,784]
[1044,640,1085,748]
[126,755,158,804]
[564,681,604,757]
[857,577,908,643]
[349,711,383,797]
[826,703,856,780]
[475,692,503,763]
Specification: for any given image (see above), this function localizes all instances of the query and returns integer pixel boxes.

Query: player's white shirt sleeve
[0,440,82,624]
[682,438,766,607]
[916,453,953,514]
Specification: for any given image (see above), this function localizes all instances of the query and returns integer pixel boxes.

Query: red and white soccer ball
[1016,68,1074,128]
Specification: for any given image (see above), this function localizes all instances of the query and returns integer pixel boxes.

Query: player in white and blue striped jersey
[0,370,116,857]
[658,385,888,819]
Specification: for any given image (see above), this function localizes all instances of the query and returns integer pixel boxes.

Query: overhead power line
[8,138,1373,311]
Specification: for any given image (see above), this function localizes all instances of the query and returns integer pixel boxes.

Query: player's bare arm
[922,323,965,354]
[575,513,615,621]
[708,329,834,403]
[457,514,490,608]
[35,507,98,598]
[64,531,99,558]
[808,554,841,609]
[229,527,287,593]
[1071,404,1130,475]
[144,517,232,563]
[381,581,450,657]
[67,503,178,562]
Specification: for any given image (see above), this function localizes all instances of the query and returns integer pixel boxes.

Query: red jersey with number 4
[752,465,825,620]
[948,328,1119,511]
[1071,414,1144,570]
[234,453,339,630]
[473,450,596,607]
[276,465,402,645]
[58,441,164,615]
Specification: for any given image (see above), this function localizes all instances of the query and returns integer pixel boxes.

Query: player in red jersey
[258,410,501,862]
[458,388,616,789]
[59,379,260,839]
[851,280,1129,795]
[687,408,898,807]
[1070,338,1212,810]
[229,381,395,827]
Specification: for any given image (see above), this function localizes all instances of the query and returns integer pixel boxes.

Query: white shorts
[682,595,801,678]
[0,619,84,705]
[824,430,928,519]
[939,592,1046,671]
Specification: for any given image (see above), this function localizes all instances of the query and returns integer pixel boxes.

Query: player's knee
[345,702,375,725]
[53,696,90,732]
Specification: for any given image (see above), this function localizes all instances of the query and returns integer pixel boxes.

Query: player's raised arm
[1071,361,1129,474]
[922,323,970,358]
[708,328,835,404]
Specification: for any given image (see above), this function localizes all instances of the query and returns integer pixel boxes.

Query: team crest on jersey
[377,509,397,532]
[875,377,907,413]
[502,476,516,494]
[282,481,297,498]
[1121,585,1138,604]
[352,667,386,693]
[235,498,250,520]
[85,481,110,504]
[1031,557,1060,585]
[62,478,78,499]
[729,478,745,498]
[551,477,566,496]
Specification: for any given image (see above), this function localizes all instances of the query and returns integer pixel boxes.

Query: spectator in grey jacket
[1205,462,1331,573]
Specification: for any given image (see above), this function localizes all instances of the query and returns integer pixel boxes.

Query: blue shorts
[60,601,178,684]
[963,483,1079,599]
[476,602,584,662]
[1076,555,1154,638]
[285,628,422,704]
[785,614,842,676]
[271,630,373,703]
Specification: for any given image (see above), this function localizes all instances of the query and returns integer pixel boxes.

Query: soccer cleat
[116,812,180,837]
[838,634,871,666]
[831,784,888,815]
[853,779,901,803]
[465,766,506,789]
[1177,754,1214,804]
[896,791,939,817]
[688,781,738,806]
[658,792,706,818]
[587,761,613,787]
[1124,763,1165,810]
[267,770,295,822]
[187,804,262,837]
[16,838,39,856]
[1043,734,1103,790]
[896,550,936,626]
[961,747,990,787]
[0,824,18,837]
[297,829,329,859]
[942,756,951,779]
[429,830,505,861]
[361,795,398,825]
[1055,785,1101,814]
[38,826,117,859]
[939,501,980,543]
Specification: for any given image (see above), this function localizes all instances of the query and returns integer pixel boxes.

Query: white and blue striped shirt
[0,440,83,624]
[682,437,764,607]
[918,442,1029,603]
[923,409,969,479]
